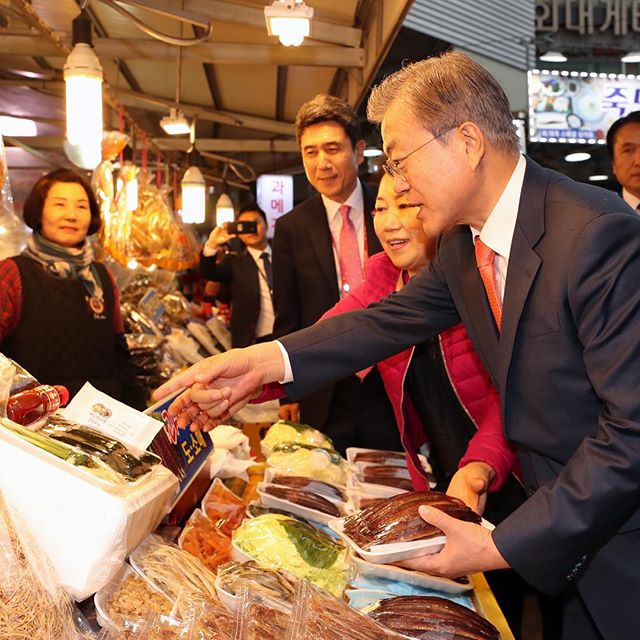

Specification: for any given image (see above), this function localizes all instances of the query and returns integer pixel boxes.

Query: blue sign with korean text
[145,390,213,497]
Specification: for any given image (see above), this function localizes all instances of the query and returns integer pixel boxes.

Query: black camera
[227,220,258,235]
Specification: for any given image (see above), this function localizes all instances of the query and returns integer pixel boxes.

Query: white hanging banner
[257,174,293,238]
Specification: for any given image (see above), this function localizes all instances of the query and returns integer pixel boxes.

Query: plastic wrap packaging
[216,561,297,612]
[267,443,348,487]
[365,595,499,639]
[0,134,27,260]
[178,508,231,572]
[285,580,403,640]
[104,178,200,272]
[234,588,291,640]
[232,513,350,597]
[129,534,219,611]
[0,353,16,417]
[0,417,178,599]
[201,478,246,534]
[0,491,95,639]
[261,420,334,456]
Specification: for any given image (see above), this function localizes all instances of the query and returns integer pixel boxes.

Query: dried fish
[367,595,499,640]
[353,450,407,465]
[270,475,346,502]
[263,485,342,517]
[343,492,481,549]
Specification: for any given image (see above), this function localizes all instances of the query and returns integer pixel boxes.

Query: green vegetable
[262,420,334,451]
[0,418,90,466]
[233,514,349,597]
[267,443,348,486]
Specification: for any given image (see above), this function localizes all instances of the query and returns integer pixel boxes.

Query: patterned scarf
[22,232,104,303]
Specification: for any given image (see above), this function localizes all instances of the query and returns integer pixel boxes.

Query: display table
[237,421,515,639]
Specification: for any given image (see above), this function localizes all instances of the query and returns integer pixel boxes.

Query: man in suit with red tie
[270,93,400,454]
[157,52,640,639]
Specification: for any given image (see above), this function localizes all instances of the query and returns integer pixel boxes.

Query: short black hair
[237,201,267,224]
[606,110,640,156]
[295,94,361,149]
[22,168,101,235]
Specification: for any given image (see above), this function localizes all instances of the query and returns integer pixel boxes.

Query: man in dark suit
[158,52,640,639]
[607,110,640,212]
[271,93,399,454]
[200,203,274,347]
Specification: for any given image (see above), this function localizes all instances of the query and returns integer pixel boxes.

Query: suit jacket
[280,158,640,638]
[272,179,384,429]
[200,249,264,348]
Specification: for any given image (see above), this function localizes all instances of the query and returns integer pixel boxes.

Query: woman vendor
[0,168,146,409]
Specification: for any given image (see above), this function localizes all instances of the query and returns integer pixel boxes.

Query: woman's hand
[446,461,495,515]
[278,402,300,422]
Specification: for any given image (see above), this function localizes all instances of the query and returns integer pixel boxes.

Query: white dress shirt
[470,154,527,303]
[246,244,275,339]
[321,181,366,288]
[622,188,640,214]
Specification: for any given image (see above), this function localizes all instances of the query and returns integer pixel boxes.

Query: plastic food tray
[257,482,348,526]
[352,556,472,594]
[328,516,446,564]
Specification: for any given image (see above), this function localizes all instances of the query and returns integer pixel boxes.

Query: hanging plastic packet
[234,587,291,640]
[0,135,27,260]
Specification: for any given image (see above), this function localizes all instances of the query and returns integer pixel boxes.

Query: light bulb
[126,178,138,212]
[216,193,235,226]
[64,43,103,165]
[181,166,206,224]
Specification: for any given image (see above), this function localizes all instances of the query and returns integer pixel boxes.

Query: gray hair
[367,51,519,154]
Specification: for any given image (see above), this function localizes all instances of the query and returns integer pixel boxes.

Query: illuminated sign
[528,69,640,143]
[257,174,294,238]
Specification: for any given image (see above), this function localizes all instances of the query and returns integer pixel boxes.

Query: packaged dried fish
[342,491,481,550]
[269,475,347,502]
[262,485,343,517]
[217,561,297,603]
[366,595,499,640]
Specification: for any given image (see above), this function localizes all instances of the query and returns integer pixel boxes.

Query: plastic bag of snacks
[0,491,94,640]
[178,508,231,572]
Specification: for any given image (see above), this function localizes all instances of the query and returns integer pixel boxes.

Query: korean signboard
[528,69,640,143]
[257,174,294,238]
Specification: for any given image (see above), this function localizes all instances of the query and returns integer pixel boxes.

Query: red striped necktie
[474,237,502,331]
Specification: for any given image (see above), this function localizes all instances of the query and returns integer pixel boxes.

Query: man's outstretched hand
[153,342,286,431]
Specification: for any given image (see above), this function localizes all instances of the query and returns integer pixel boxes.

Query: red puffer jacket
[319,252,516,492]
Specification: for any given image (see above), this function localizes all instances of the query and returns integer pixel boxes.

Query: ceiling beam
[112,87,295,136]
[174,0,362,48]
[0,36,365,67]
[153,138,299,153]
[0,79,295,137]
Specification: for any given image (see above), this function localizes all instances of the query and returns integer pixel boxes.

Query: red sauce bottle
[6,384,70,427]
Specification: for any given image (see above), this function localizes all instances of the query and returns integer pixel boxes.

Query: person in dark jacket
[200,203,275,347]
[0,168,146,408]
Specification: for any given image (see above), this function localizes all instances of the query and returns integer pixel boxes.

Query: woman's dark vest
[3,256,123,400]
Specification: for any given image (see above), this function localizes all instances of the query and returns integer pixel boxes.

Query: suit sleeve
[493,211,640,594]
[272,217,301,339]
[199,252,232,283]
[280,255,460,400]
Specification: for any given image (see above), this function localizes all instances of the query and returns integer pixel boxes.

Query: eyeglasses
[383,127,455,182]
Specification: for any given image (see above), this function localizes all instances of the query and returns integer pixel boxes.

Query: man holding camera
[200,203,274,347]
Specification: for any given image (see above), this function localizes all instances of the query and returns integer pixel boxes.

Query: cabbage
[262,421,333,452]
[267,443,347,486]
[232,514,349,597]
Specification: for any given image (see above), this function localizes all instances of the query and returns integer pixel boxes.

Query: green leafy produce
[267,443,347,486]
[232,514,349,597]
[262,420,333,451]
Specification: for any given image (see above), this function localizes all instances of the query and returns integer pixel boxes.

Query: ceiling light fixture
[621,51,640,63]
[216,192,235,226]
[181,165,206,224]
[363,147,383,157]
[264,0,313,47]
[63,10,103,169]
[160,107,191,135]
[539,51,567,63]
[0,116,37,137]
[565,152,591,162]
[588,174,608,181]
